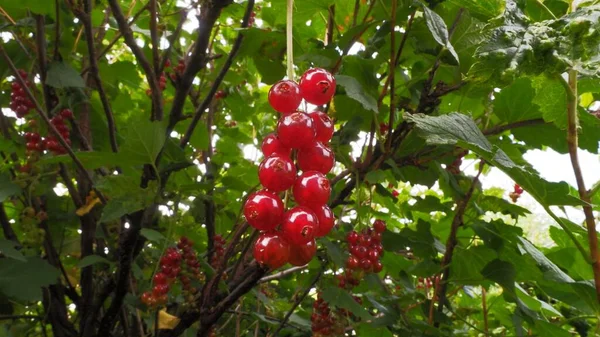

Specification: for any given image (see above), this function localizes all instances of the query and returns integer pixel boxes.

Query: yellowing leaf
[158,309,180,330]
[76,194,101,216]
[580,92,594,108]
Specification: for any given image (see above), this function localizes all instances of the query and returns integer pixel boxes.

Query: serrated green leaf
[320,286,371,320]
[46,62,86,88]
[140,229,165,243]
[0,240,25,261]
[0,175,20,203]
[0,257,60,302]
[335,75,378,113]
[422,5,459,63]
[120,118,167,165]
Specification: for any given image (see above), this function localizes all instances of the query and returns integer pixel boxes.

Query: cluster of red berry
[311,292,347,336]
[248,5,260,27]
[509,183,524,203]
[387,183,400,198]
[23,108,73,157]
[9,69,35,118]
[146,61,169,96]
[170,59,186,81]
[340,220,385,285]
[210,234,226,268]
[141,237,201,307]
[247,68,337,270]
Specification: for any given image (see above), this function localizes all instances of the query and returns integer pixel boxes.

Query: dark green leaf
[140,229,165,243]
[0,240,26,261]
[0,257,60,302]
[77,255,112,268]
[335,75,378,113]
[422,5,459,63]
[46,62,86,88]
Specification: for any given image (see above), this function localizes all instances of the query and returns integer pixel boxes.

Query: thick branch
[178,0,255,147]
[563,70,600,304]
[34,15,53,112]
[107,0,163,121]
[433,162,483,327]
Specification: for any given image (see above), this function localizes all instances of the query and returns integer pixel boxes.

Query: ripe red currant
[299,68,336,105]
[258,155,296,192]
[277,112,316,149]
[359,258,372,271]
[261,133,291,157]
[243,190,284,231]
[293,171,331,208]
[268,80,302,113]
[367,249,380,263]
[347,231,359,245]
[253,232,290,269]
[373,219,386,233]
[308,111,334,143]
[312,204,335,237]
[152,284,169,296]
[350,245,367,259]
[141,292,153,306]
[153,272,168,285]
[60,109,73,119]
[346,256,359,270]
[373,261,383,273]
[297,141,334,174]
[288,239,317,266]
[281,206,318,245]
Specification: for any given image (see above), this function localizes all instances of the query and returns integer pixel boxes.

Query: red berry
[392,190,399,197]
[346,231,359,245]
[26,142,37,151]
[280,206,318,245]
[288,239,317,266]
[243,190,284,231]
[359,258,372,271]
[297,141,334,174]
[350,245,367,259]
[268,80,302,113]
[371,232,382,243]
[261,133,291,157]
[312,204,334,237]
[253,232,290,269]
[308,111,334,143]
[367,249,380,263]
[277,112,316,149]
[153,273,168,285]
[299,68,336,105]
[258,155,296,192]
[60,109,73,119]
[293,171,330,208]
[373,261,383,273]
[346,256,359,270]
[373,219,386,233]
[372,243,384,254]
[141,292,153,305]
[152,284,169,296]
[358,235,372,247]
[51,115,64,124]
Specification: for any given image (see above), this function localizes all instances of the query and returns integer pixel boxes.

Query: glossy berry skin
[313,204,335,237]
[293,171,331,208]
[359,258,373,271]
[153,273,168,285]
[281,206,318,245]
[152,284,169,296]
[299,68,336,105]
[243,190,284,231]
[347,231,359,245]
[258,155,296,192]
[297,142,334,174]
[309,111,334,143]
[351,245,367,259]
[367,249,380,263]
[288,239,317,266]
[277,112,316,149]
[373,219,386,233]
[346,256,359,270]
[268,80,302,113]
[253,232,290,269]
[261,133,291,157]
[373,261,383,273]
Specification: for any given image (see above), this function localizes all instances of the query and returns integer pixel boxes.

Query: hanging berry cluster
[311,292,348,336]
[141,237,201,307]
[9,70,35,118]
[24,109,73,156]
[246,68,337,269]
[340,219,386,287]
[509,183,524,203]
[210,234,226,268]
[146,61,169,96]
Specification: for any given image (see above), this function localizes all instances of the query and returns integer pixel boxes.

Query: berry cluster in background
[141,237,202,307]
[9,69,35,118]
[246,68,337,269]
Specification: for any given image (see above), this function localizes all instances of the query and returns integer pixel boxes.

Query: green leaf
[0,240,26,261]
[534,320,571,337]
[356,323,393,337]
[494,78,541,122]
[140,229,165,243]
[77,255,112,268]
[517,237,574,283]
[481,259,517,298]
[320,237,344,266]
[0,257,60,302]
[448,0,505,20]
[120,118,167,165]
[46,62,86,88]
[96,176,157,222]
[0,174,20,203]
[335,75,378,113]
[320,286,371,320]
[422,5,459,63]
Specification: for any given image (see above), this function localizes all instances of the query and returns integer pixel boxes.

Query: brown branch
[385,0,397,152]
[167,1,231,133]
[0,45,107,204]
[34,15,53,112]
[78,0,119,153]
[178,0,255,147]
[482,118,545,136]
[160,9,188,73]
[107,0,163,121]
[326,6,335,45]
[433,161,483,327]
[482,287,489,336]
[149,0,160,76]
[563,70,600,304]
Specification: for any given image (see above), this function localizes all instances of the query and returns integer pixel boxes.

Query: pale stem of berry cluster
[286,0,294,79]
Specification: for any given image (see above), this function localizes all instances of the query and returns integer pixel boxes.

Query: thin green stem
[535,0,557,19]
[286,0,294,79]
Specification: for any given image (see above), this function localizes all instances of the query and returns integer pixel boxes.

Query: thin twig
[34,15,53,112]
[0,45,107,204]
[258,265,308,283]
[178,0,255,147]
[482,287,489,336]
[433,161,484,327]
[149,0,160,77]
[107,0,163,121]
[385,0,397,152]
[160,9,188,73]
[563,69,600,304]
[482,118,545,135]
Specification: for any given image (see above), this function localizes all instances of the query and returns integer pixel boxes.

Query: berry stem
[286,0,294,79]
